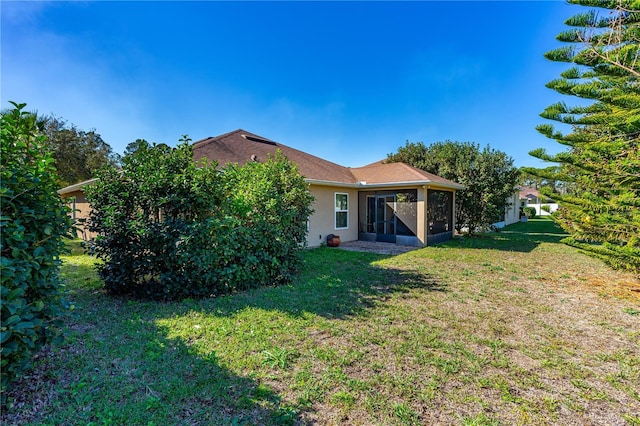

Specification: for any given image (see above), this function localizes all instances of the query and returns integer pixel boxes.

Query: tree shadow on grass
[150,247,445,422]
[2,248,444,425]
[189,247,446,320]
[444,218,568,253]
[1,259,301,426]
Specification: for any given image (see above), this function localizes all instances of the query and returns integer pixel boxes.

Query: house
[60,129,464,247]
[518,187,559,216]
[519,186,542,205]
[58,178,99,240]
[492,187,560,229]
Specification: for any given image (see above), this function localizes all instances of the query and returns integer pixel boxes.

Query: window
[335,193,348,229]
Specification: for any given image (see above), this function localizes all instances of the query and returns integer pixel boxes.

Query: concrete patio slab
[336,241,420,255]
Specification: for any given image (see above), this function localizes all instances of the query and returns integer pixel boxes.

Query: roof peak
[193,129,257,145]
[192,129,358,184]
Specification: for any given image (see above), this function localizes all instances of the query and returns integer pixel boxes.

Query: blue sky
[2,1,576,169]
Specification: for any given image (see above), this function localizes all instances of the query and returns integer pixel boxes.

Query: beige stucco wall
[417,186,427,245]
[307,185,358,248]
[61,190,97,240]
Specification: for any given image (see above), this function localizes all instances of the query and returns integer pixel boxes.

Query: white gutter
[361,180,464,190]
[304,179,360,188]
[57,178,99,195]
[305,178,464,190]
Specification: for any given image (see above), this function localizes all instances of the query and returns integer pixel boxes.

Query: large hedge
[1,103,73,401]
[87,139,314,300]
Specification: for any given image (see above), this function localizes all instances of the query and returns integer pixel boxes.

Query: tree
[37,116,120,187]
[123,138,150,157]
[387,141,520,234]
[1,103,72,401]
[526,0,640,273]
[221,151,315,282]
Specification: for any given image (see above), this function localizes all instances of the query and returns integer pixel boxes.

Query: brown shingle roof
[518,187,540,199]
[192,129,357,184]
[55,130,463,194]
[192,129,463,189]
[351,162,464,189]
[518,186,554,202]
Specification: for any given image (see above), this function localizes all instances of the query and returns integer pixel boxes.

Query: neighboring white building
[492,186,560,229]
[492,189,521,228]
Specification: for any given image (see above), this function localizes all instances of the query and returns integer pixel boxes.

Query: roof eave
[304,179,359,188]
[306,178,464,190]
[359,180,464,190]
[58,178,99,195]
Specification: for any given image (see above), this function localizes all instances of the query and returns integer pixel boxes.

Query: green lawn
[3,218,639,425]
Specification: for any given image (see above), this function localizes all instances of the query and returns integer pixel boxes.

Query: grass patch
[3,218,639,425]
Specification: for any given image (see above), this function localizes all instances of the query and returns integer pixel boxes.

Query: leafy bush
[87,138,222,298]
[1,103,73,401]
[540,204,551,213]
[87,140,314,300]
[523,207,537,218]
[222,152,314,284]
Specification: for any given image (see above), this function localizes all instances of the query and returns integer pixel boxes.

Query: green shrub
[222,152,314,285]
[541,204,551,213]
[87,140,314,300]
[87,138,222,298]
[523,207,537,218]
[1,103,73,401]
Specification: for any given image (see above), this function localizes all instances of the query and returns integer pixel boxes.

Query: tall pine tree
[525,0,640,273]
